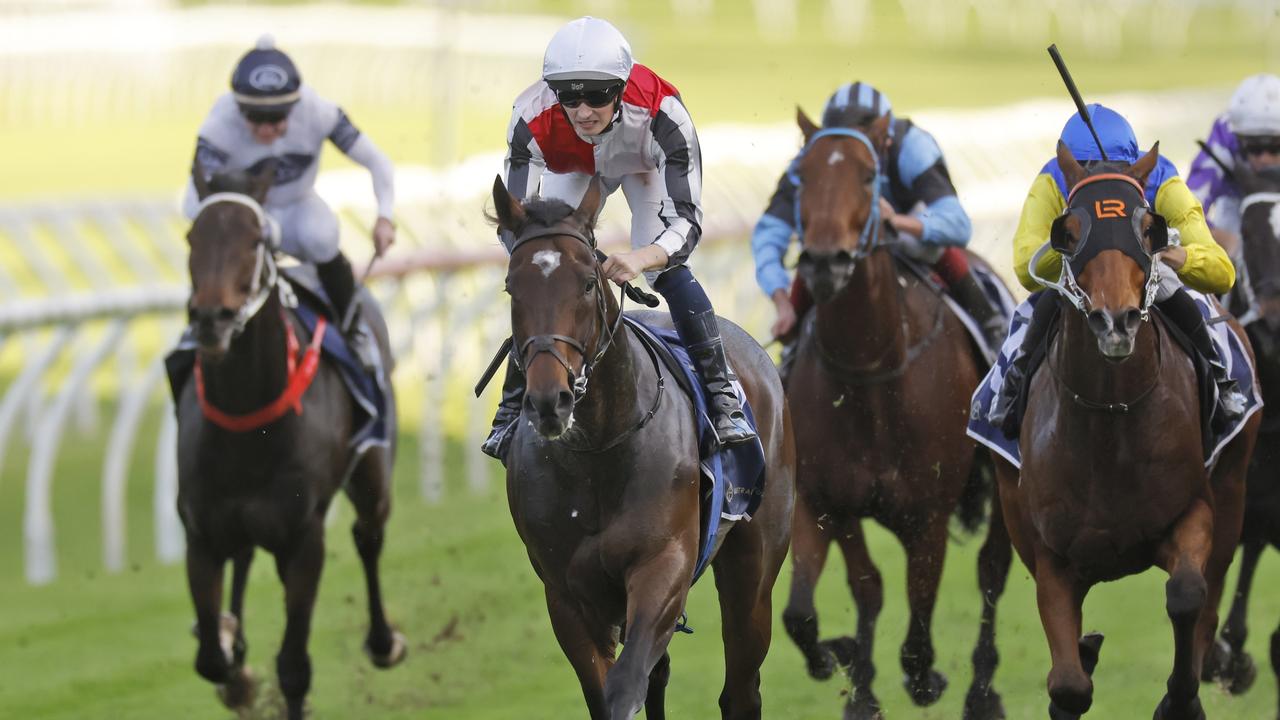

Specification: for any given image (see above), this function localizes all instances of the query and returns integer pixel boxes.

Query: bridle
[191,191,291,336]
[790,126,885,272]
[508,222,626,403]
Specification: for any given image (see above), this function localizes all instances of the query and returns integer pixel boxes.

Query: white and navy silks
[751,102,972,299]
[504,64,701,286]
[182,86,395,264]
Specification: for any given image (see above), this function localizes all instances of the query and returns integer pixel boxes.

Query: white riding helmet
[1228,73,1280,137]
[542,16,633,90]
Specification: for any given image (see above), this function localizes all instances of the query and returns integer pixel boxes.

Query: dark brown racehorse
[177,165,405,720]
[1202,165,1280,717]
[997,142,1259,719]
[490,176,794,719]
[779,110,1010,719]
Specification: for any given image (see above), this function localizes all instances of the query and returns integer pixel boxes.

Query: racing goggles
[1239,136,1280,157]
[555,84,622,109]
[239,106,292,125]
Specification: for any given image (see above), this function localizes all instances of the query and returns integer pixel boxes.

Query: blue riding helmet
[1060,103,1140,164]
[821,81,895,138]
[231,34,302,116]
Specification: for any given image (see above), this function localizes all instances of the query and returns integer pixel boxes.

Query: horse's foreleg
[273,521,326,720]
[782,494,837,680]
[1034,549,1092,717]
[827,519,883,719]
[228,547,252,666]
[345,450,406,668]
[965,497,1012,720]
[187,544,232,683]
[1203,539,1262,693]
[1154,499,1214,720]
[899,519,949,707]
[606,548,691,720]
[545,588,612,720]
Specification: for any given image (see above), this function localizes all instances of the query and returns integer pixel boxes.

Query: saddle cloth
[966,290,1261,469]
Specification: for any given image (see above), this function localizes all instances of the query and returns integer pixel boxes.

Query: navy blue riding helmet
[231,34,302,122]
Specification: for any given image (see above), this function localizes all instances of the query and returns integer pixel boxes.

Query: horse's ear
[797,107,819,144]
[1126,142,1159,185]
[191,156,212,201]
[491,175,526,232]
[867,113,892,153]
[1056,140,1086,188]
[573,175,604,228]
[249,159,276,204]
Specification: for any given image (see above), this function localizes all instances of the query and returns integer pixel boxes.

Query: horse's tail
[954,445,995,534]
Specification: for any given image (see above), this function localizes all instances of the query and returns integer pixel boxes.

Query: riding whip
[1047,44,1108,162]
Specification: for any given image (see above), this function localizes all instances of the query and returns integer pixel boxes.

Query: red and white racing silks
[504,64,703,264]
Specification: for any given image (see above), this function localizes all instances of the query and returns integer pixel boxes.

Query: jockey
[481,16,756,461]
[182,34,395,367]
[1187,73,1280,255]
[990,104,1244,437]
[752,82,1008,365]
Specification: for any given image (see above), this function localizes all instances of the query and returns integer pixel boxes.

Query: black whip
[1048,44,1108,162]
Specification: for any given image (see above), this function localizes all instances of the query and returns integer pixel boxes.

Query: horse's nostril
[556,390,574,413]
[1087,310,1112,335]
[1122,309,1143,333]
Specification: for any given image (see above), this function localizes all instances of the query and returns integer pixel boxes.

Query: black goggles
[555,85,621,109]
[1240,136,1280,157]
[239,107,291,125]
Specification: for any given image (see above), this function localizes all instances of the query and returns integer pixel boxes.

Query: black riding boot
[1157,288,1247,431]
[316,252,375,370]
[949,270,1008,354]
[682,309,757,447]
[481,360,525,464]
[988,292,1058,440]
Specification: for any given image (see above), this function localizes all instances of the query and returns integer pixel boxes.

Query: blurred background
[1,0,1278,718]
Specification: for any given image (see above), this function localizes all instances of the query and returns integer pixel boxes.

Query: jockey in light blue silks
[750,82,1008,371]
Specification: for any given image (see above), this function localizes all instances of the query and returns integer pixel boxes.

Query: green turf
[1,406,1277,719]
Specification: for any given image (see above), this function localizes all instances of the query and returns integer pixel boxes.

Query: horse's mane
[488,196,597,237]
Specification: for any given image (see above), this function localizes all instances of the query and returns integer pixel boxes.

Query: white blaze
[827,149,845,166]
[532,250,561,278]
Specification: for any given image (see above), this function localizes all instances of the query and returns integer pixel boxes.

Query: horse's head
[491,176,615,440]
[186,159,279,359]
[1236,166,1280,333]
[792,108,892,302]
[1050,141,1170,360]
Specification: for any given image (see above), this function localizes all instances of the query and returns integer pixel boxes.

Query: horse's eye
[584,278,597,294]
[239,283,253,295]
[865,173,876,185]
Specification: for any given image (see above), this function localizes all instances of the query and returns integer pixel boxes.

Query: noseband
[508,223,625,402]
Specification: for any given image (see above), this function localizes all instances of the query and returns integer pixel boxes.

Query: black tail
[955,446,995,534]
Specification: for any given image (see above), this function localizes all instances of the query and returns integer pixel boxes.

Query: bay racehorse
[1201,163,1280,716]
[779,109,1011,719]
[997,142,1259,719]
[177,164,405,720]
[490,176,795,719]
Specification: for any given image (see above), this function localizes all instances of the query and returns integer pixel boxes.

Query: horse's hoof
[1079,632,1104,677]
[1221,648,1257,695]
[904,668,948,706]
[365,630,407,669]
[1201,637,1228,682]
[1153,693,1204,720]
[963,685,1006,720]
[1049,700,1081,720]
[824,636,859,667]
[215,665,256,710]
[842,689,883,720]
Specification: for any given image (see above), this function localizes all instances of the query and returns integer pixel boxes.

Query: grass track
[1,416,1278,718]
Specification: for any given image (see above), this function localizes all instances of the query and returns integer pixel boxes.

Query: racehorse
[176,164,405,720]
[1201,164,1280,717]
[997,142,1259,719]
[779,109,1010,719]
[490,176,795,719]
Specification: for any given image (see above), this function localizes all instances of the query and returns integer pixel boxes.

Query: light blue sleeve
[919,195,972,247]
[751,213,794,298]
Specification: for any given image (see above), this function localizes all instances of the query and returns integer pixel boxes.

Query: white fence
[0,87,1231,585]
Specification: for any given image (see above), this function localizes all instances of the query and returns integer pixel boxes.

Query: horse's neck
[198,294,291,414]
[1056,303,1161,400]
[815,250,906,364]
[567,321,645,446]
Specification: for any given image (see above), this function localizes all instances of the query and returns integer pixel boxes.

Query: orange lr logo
[1095,199,1126,219]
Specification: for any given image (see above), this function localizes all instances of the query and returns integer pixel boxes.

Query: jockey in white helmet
[482,16,756,462]
[1187,73,1280,252]
[181,34,397,366]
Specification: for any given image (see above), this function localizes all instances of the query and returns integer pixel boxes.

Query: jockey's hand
[601,245,668,286]
[878,197,897,225]
[372,217,396,257]
[771,289,797,339]
[1157,244,1187,271]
